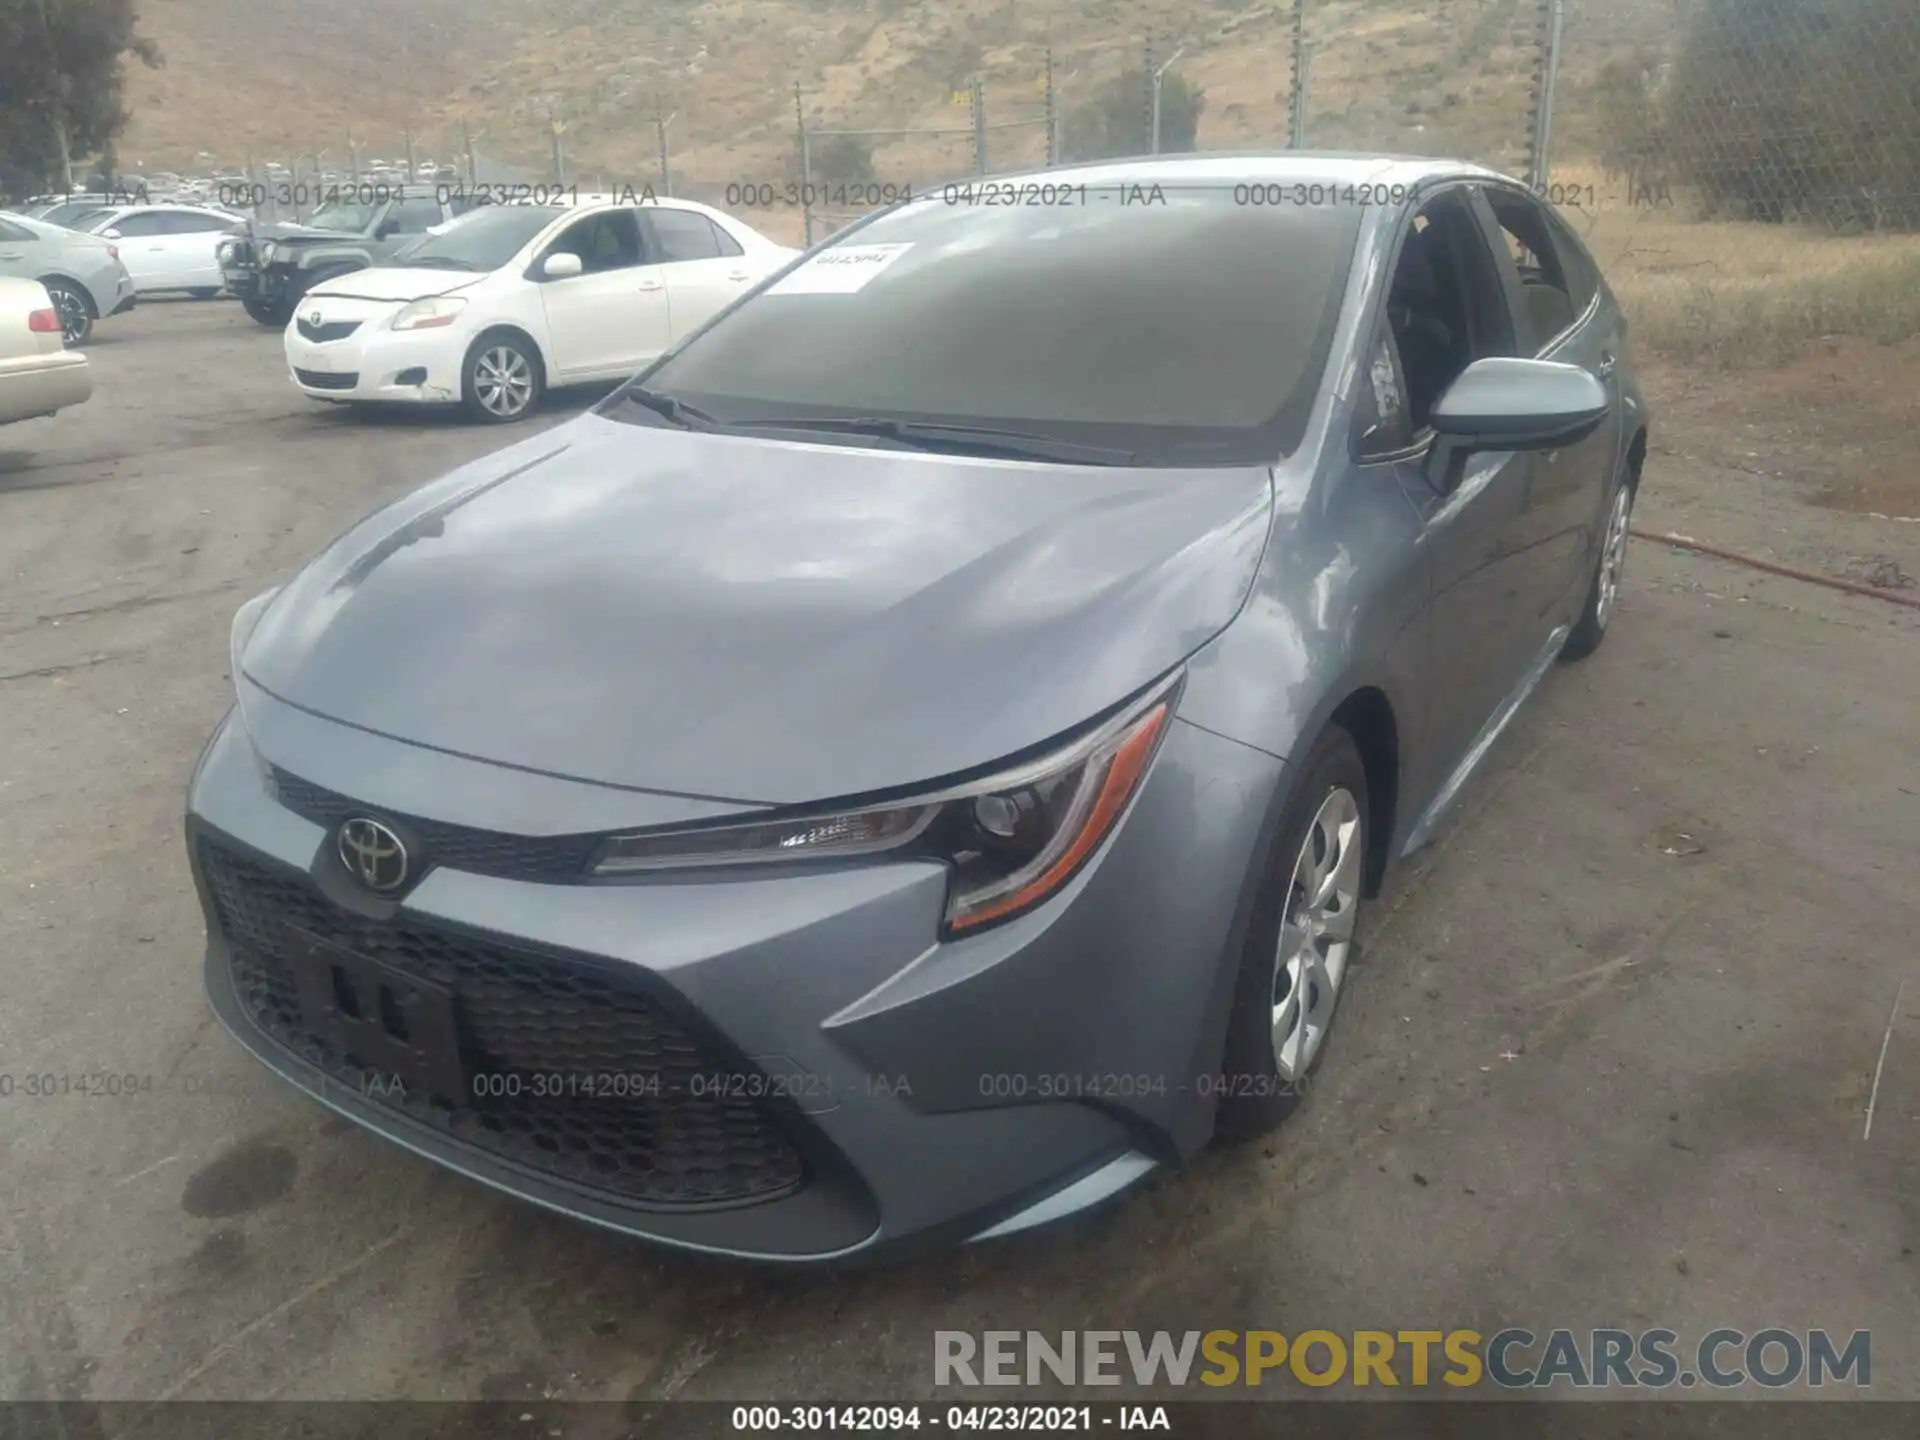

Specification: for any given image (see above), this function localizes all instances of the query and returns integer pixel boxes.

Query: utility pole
[461,118,479,188]
[1151,44,1187,155]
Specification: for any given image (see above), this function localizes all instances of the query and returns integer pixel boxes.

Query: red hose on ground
[1630,527,1920,612]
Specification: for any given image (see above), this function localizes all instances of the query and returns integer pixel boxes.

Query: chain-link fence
[1549,0,1920,363]
[92,0,1916,363]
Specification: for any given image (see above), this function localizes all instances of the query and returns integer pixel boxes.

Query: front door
[536,210,673,379]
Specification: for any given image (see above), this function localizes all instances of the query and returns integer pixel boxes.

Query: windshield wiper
[728,416,1136,466]
[619,387,726,430]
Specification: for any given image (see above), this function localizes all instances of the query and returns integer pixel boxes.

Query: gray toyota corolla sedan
[187,153,1649,1262]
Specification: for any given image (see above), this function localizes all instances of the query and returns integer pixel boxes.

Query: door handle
[637,280,663,292]
[1597,351,1617,379]
[727,270,751,281]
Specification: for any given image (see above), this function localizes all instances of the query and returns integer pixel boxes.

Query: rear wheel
[1214,726,1370,1138]
[39,279,92,346]
[1561,470,1635,661]
[462,332,544,423]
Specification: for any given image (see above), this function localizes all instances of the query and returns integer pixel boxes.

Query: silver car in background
[0,211,137,345]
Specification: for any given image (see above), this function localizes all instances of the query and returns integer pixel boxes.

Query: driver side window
[544,211,644,275]
[1378,193,1517,437]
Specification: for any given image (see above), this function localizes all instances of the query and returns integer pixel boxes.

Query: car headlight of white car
[391,297,468,331]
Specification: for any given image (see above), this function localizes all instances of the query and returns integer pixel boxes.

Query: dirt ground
[1,303,1916,1407]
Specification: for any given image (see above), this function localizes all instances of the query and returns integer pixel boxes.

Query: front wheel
[243,293,293,327]
[461,332,544,423]
[40,280,92,346]
[1213,726,1370,1138]
[1560,475,1635,661]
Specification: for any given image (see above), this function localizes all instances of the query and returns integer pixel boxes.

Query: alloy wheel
[474,345,535,418]
[51,287,89,346]
[1271,786,1363,1082]
[1595,484,1633,628]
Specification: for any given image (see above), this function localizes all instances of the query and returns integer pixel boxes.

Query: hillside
[119,0,1674,188]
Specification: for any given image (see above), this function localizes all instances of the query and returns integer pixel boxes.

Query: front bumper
[284,321,466,404]
[185,689,1284,1261]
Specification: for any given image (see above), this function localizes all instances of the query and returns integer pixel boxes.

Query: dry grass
[1549,162,1920,367]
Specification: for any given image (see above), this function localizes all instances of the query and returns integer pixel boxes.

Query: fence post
[1288,0,1308,148]
[795,83,813,246]
[972,76,988,174]
[1043,47,1058,166]
[1525,0,1564,189]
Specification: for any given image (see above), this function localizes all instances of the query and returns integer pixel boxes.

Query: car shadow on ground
[301,381,618,431]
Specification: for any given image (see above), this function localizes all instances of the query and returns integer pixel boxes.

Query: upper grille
[293,368,358,391]
[272,769,601,881]
[296,317,360,343]
[201,839,808,1209]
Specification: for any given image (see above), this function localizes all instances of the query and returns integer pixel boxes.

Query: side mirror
[374,220,400,239]
[540,251,583,280]
[103,228,123,240]
[1426,356,1610,492]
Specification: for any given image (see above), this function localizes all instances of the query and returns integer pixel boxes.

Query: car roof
[984,151,1513,191]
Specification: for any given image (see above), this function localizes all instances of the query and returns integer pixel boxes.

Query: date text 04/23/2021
[729,1406,1171,1432]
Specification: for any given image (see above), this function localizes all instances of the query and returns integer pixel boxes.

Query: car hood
[240,415,1274,805]
[306,266,485,303]
[251,219,365,243]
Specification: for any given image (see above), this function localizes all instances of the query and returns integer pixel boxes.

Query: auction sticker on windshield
[767,243,914,295]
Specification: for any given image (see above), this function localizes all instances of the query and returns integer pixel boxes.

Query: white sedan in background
[284,197,798,423]
[0,277,91,425]
[80,204,245,297]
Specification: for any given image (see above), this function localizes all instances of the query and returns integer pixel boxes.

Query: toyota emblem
[337,817,410,892]
[308,309,323,326]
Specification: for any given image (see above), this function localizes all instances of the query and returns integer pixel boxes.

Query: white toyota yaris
[283,197,798,423]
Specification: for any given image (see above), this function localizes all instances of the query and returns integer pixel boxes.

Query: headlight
[229,586,281,687]
[256,242,276,263]
[216,239,235,262]
[591,673,1180,935]
[391,296,467,331]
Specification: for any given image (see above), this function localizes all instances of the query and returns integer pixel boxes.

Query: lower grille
[294,367,357,391]
[200,839,808,1209]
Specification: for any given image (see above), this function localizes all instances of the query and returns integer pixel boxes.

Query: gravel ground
[1,302,1914,1408]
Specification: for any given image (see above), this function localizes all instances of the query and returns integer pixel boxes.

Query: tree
[1061,67,1205,163]
[1663,0,1920,229]
[0,0,161,197]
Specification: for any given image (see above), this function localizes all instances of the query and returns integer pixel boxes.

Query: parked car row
[281,194,798,422]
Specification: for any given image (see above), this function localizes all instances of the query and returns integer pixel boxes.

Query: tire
[243,293,293,327]
[1213,725,1370,1139]
[39,279,92,347]
[1560,467,1636,662]
[461,331,544,423]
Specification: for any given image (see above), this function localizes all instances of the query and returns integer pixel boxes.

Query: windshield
[41,201,112,228]
[628,182,1362,465]
[305,200,380,233]
[388,204,566,270]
